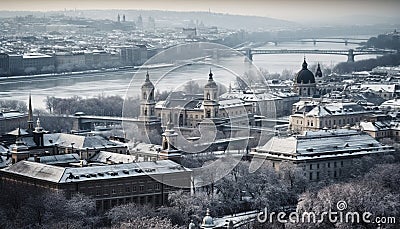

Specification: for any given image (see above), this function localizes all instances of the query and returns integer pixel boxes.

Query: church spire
[302,56,308,69]
[315,63,323,77]
[146,70,150,81]
[208,68,213,80]
[28,93,34,131]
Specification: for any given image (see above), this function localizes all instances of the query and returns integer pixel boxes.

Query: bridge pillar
[344,40,348,46]
[274,41,278,46]
[347,49,355,62]
[245,49,253,62]
[313,39,316,45]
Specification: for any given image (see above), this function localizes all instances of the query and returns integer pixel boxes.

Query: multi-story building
[251,129,395,181]
[359,120,400,142]
[220,90,299,117]
[54,52,86,71]
[0,110,27,135]
[0,53,9,76]
[0,159,192,211]
[290,100,372,132]
[22,53,55,74]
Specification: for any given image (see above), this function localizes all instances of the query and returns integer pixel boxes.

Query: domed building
[200,208,215,228]
[294,58,318,97]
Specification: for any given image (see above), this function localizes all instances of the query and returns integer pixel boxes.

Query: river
[0,35,378,110]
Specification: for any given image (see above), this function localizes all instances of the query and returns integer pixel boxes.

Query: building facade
[251,129,395,181]
[0,160,191,211]
[290,100,372,132]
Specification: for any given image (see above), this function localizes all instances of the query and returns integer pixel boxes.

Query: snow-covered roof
[380,99,400,110]
[253,129,393,160]
[22,133,124,149]
[27,154,81,165]
[360,120,400,132]
[90,151,137,164]
[360,84,396,93]
[1,159,191,184]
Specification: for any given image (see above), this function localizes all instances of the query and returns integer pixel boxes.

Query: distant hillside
[0,9,298,31]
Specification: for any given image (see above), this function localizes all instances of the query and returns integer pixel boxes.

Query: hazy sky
[1,0,399,22]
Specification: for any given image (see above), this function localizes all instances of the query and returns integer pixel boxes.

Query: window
[309,172,313,181]
[139,185,144,192]
[309,164,313,170]
[334,171,337,178]
[154,184,161,190]
[316,172,320,180]
[317,163,320,169]
[126,186,131,193]
[341,161,344,167]
[334,162,337,168]
[327,162,330,168]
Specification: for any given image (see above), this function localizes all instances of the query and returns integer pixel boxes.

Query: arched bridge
[238,48,397,62]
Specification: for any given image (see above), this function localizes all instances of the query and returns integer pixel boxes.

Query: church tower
[135,71,162,144]
[315,63,323,78]
[139,71,157,122]
[33,118,46,147]
[203,69,219,119]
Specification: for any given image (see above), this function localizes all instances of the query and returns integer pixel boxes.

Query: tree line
[333,32,400,74]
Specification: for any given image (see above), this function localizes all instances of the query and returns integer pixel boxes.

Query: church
[139,69,253,131]
[293,58,322,97]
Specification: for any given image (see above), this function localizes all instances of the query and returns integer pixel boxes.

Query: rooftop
[2,159,191,184]
[254,129,394,160]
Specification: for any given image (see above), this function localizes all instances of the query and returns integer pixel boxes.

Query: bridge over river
[237,48,397,62]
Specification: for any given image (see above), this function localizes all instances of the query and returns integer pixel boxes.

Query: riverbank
[0,63,175,84]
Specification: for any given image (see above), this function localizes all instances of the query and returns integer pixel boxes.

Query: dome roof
[201,208,214,228]
[141,71,154,89]
[296,59,315,84]
[188,220,196,229]
[205,70,217,88]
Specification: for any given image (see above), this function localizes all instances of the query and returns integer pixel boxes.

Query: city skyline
[1,0,400,24]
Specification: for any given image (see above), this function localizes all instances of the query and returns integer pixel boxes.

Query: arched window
[207,93,210,100]
[143,92,147,100]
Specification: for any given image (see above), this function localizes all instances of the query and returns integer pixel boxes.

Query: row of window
[308,169,343,181]
[81,183,162,197]
[301,117,361,127]
[306,161,344,171]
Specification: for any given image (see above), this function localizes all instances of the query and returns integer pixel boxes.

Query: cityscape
[0,1,400,228]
